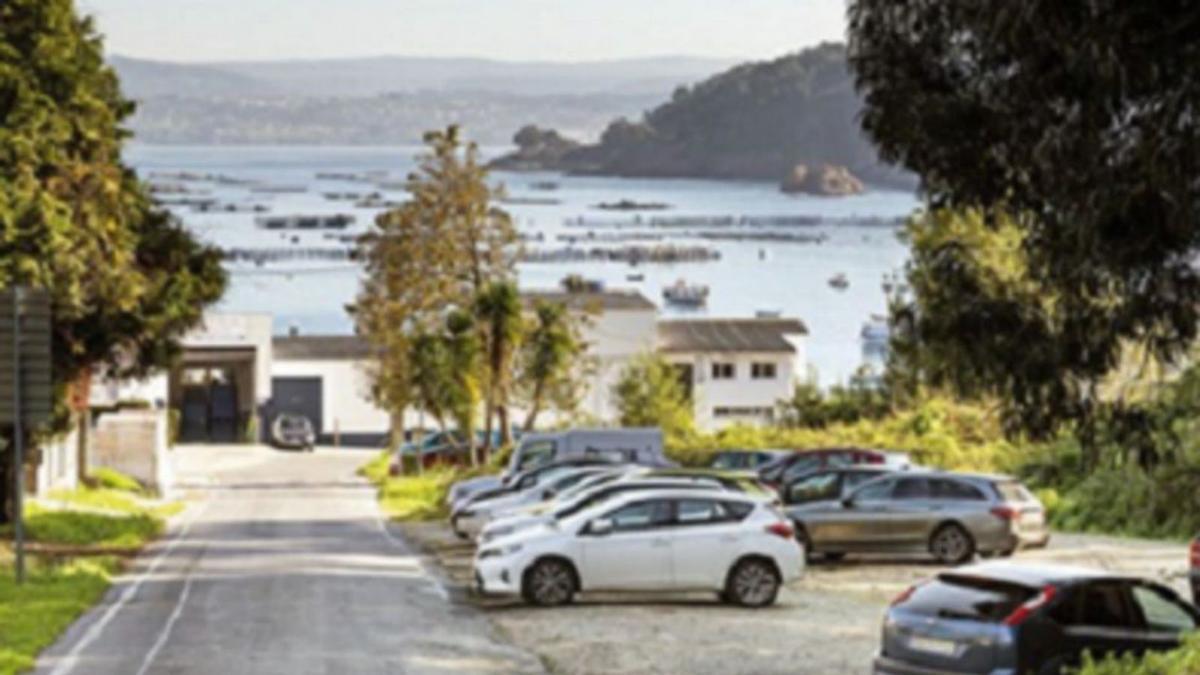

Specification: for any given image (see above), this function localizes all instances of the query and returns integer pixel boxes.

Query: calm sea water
[126,144,919,386]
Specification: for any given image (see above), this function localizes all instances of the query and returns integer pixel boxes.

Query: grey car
[875,562,1198,674]
[790,472,1049,564]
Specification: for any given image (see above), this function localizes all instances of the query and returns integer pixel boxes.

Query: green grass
[45,487,184,521]
[88,467,144,494]
[0,555,118,675]
[19,505,164,549]
[378,468,463,521]
[359,450,392,485]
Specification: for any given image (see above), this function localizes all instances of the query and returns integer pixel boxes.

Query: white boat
[663,280,709,307]
[829,273,849,290]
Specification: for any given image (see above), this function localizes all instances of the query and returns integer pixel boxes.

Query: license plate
[908,635,958,656]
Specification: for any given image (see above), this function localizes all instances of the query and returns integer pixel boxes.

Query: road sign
[0,288,53,426]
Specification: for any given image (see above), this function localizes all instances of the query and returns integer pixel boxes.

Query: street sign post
[0,288,53,584]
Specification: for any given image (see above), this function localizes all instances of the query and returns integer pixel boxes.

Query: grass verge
[360,450,493,522]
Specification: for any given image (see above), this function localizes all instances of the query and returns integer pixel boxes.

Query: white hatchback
[474,488,804,607]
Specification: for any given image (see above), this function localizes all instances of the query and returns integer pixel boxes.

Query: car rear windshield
[993,481,1034,503]
[900,574,1038,623]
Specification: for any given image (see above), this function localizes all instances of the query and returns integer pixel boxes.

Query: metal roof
[657,318,808,353]
[521,289,657,312]
[272,335,374,360]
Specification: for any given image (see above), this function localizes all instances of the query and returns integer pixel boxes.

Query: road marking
[134,551,200,675]
[48,498,209,675]
[374,508,452,602]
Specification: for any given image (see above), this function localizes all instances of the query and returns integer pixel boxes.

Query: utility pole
[11,286,23,584]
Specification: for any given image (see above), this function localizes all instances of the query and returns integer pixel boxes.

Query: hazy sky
[78,0,847,63]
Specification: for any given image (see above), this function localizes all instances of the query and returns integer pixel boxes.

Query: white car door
[669,498,745,589]
[579,499,674,590]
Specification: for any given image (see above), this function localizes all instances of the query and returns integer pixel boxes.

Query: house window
[751,362,777,379]
[711,362,735,380]
[713,406,774,420]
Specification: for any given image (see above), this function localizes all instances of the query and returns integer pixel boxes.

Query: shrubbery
[1075,634,1200,674]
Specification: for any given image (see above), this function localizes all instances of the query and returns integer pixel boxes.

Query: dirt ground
[400,522,1190,675]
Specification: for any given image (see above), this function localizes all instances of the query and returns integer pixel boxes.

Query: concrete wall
[90,409,172,494]
[577,308,658,422]
[270,358,391,439]
[32,426,80,496]
[665,348,804,430]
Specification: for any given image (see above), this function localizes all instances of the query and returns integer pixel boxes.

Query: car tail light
[890,581,926,607]
[990,505,1019,522]
[1003,585,1057,626]
[1190,539,1200,569]
[864,453,885,465]
[765,521,794,539]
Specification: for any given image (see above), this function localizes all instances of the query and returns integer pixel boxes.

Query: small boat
[530,181,560,191]
[663,280,709,308]
[829,273,849,290]
[626,273,645,282]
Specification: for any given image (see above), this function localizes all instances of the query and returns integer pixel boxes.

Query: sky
[77,0,847,63]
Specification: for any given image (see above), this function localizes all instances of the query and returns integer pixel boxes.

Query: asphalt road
[35,445,543,675]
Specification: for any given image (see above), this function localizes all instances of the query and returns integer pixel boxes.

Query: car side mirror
[542,488,556,500]
[587,517,614,536]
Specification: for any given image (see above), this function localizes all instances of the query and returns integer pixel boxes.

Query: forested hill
[492,43,912,190]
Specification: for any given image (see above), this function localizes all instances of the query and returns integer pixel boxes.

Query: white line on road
[374,509,452,602]
[48,498,210,675]
[134,553,199,675]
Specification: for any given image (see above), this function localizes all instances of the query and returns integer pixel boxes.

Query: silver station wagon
[790,472,1049,564]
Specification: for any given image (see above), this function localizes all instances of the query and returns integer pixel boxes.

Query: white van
[504,428,668,479]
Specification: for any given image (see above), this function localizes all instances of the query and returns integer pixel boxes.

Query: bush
[88,467,144,494]
[358,450,391,485]
[0,557,118,675]
[19,507,164,549]
[378,467,465,521]
[1076,634,1200,674]
[1043,466,1200,540]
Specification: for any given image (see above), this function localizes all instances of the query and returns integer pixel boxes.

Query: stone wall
[90,409,172,494]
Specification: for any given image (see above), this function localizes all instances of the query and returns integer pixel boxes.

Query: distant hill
[110,54,738,99]
[490,43,913,189]
[110,54,736,144]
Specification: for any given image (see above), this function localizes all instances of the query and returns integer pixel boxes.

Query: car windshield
[901,574,1038,623]
[556,472,623,500]
[994,480,1034,503]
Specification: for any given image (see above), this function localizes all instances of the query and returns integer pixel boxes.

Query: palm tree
[475,281,523,452]
[444,310,482,466]
[521,301,578,431]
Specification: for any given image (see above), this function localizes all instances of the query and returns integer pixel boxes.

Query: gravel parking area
[400,522,1190,675]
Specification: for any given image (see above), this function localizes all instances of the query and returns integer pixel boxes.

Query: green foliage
[19,506,163,548]
[668,398,1016,472]
[475,280,523,448]
[851,2,1200,449]
[88,467,143,494]
[376,467,468,522]
[0,556,118,675]
[1075,634,1200,675]
[359,450,392,486]
[777,379,890,429]
[518,300,585,430]
[613,354,695,441]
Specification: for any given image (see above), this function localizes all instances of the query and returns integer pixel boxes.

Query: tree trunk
[498,403,511,447]
[523,379,546,431]
[71,371,92,485]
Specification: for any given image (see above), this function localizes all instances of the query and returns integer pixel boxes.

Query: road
[36,445,543,675]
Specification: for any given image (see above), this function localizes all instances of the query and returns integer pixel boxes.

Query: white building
[94,290,809,445]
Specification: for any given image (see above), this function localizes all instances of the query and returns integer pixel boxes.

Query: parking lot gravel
[399,522,1190,675]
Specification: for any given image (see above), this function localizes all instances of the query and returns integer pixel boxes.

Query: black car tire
[725,558,780,608]
[929,523,976,565]
[522,558,577,607]
[822,552,847,563]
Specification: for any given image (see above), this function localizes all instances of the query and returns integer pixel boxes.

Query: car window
[676,499,729,524]
[788,472,840,504]
[931,479,986,501]
[826,452,855,468]
[894,478,931,500]
[781,455,824,482]
[844,472,884,490]
[710,453,738,470]
[994,480,1034,502]
[605,500,673,531]
[853,478,894,501]
[518,440,557,471]
[1132,586,1197,633]
[1050,582,1137,628]
[900,574,1036,623]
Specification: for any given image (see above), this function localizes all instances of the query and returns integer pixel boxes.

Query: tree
[408,331,453,433]
[519,301,583,431]
[612,354,694,441]
[0,0,226,519]
[352,126,516,447]
[849,2,1200,452]
[443,310,482,467]
[474,281,522,451]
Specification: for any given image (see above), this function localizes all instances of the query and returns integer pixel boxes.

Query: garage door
[270,377,323,436]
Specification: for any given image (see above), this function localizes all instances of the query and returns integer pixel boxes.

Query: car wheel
[725,558,780,608]
[929,523,975,565]
[822,552,846,563]
[522,558,576,607]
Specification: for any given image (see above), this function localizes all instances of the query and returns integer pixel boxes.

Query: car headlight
[456,509,476,519]
[478,543,523,560]
[484,526,515,542]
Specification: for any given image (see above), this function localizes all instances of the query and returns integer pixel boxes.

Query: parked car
[781,467,893,559]
[875,562,1199,674]
[474,488,804,607]
[643,468,777,500]
[1191,535,1199,606]
[446,474,504,508]
[709,449,791,471]
[390,430,509,475]
[452,466,625,540]
[505,428,670,477]
[479,474,745,544]
[269,413,315,451]
[451,457,627,515]
[791,472,1049,564]
[758,447,912,490]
